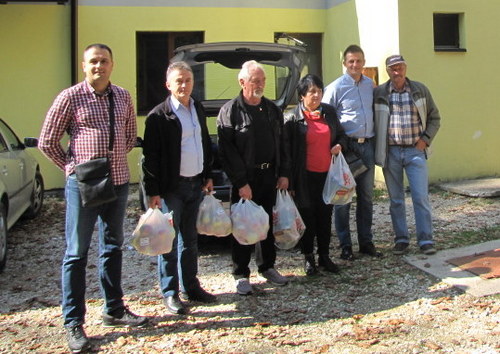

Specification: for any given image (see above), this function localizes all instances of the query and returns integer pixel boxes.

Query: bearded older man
[217,60,290,295]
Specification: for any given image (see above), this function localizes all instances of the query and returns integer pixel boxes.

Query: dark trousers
[231,169,277,279]
[299,171,333,255]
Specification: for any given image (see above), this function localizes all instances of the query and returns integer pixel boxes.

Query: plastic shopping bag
[230,198,269,245]
[322,151,356,205]
[131,208,175,256]
[273,190,305,250]
[196,193,232,237]
[272,190,295,234]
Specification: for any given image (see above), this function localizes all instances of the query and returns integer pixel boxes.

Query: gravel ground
[0,185,499,353]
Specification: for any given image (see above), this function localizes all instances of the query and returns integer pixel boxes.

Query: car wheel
[24,172,44,219]
[0,203,7,272]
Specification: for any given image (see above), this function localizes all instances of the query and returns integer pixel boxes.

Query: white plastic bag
[273,190,305,250]
[131,208,175,256]
[322,151,356,205]
[272,190,295,234]
[230,199,269,245]
[196,193,232,237]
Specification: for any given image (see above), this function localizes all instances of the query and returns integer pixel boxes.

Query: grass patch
[439,225,500,249]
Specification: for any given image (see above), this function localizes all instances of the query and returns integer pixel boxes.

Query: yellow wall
[0,4,70,189]
[76,5,327,185]
[398,0,500,182]
[323,1,360,83]
[2,1,498,189]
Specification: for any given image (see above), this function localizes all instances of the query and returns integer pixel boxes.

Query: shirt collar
[344,72,365,85]
[84,80,112,97]
[170,95,193,112]
[389,80,410,93]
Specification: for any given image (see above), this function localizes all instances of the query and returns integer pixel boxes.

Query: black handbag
[343,150,368,178]
[74,91,117,207]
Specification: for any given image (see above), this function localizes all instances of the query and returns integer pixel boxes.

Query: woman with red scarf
[283,74,348,275]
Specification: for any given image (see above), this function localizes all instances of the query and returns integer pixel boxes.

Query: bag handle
[108,90,115,153]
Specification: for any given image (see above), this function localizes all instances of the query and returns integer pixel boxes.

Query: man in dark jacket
[217,60,290,295]
[142,61,216,315]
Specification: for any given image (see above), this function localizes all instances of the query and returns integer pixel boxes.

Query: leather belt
[255,162,272,169]
[179,174,201,181]
[349,137,371,144]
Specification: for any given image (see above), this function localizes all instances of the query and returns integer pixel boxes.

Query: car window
[191,63,289,102]
[0,135,8,153]
[0,120,23,151]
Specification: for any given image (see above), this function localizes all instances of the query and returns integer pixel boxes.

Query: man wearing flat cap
[373,55,441,256]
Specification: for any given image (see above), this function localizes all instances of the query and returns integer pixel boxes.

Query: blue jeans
[382,146,433,246]
[62,175,129,328]
[335,139,375,249]
[158,178,203,297]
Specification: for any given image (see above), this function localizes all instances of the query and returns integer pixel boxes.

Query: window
[433,13,466,52]
[136,32,204,115]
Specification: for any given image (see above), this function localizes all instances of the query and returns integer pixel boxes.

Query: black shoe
[164,295,187,315]
[340,246,355,261]
[102,306,149,327]
[318,254,340,273]
[393,242,409,255]
[66,325,90,353]
[304,254,318,276]
[180,288,217,303]
[359,243,383,258]
[420,244,437,255]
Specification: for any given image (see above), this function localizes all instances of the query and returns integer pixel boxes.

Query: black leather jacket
[216,92,290,190]
[283,103,347,208]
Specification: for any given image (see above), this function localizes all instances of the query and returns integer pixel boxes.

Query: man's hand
[415,139,428,151]
[239,184,252,200]
[276,177,289,190]
[148,195,162,209]
[202,178,214,194]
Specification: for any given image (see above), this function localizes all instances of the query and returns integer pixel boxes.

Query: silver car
[0,119,44,272]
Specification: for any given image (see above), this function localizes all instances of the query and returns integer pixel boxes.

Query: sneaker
[235,278,253,295]
[420,244,437,255]
[66,325,90,353]
[393,242,409,255]
[102,307,149,328]
[304,254,318,276]
[260,268,289,286]
[180,288,217,303]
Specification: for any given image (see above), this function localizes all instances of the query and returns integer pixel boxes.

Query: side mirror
[24,137,39,148]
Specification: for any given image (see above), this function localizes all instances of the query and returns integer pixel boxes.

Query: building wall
[398,0,500,182]
[0,3,71,189]
[1,0,498,189]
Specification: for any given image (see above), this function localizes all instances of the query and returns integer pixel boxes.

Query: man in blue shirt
[142,61,216,315]
[322,45,381,260]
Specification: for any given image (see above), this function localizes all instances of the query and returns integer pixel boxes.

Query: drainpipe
[70,0,78,85]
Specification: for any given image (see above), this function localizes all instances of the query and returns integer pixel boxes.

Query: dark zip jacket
[216,92,290,190]
[142,96,213,198]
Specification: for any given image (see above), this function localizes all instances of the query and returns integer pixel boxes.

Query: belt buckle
[357,138,365,144]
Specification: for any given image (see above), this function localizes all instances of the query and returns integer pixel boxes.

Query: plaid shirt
[39,80,137,185]
[388,81,421,146]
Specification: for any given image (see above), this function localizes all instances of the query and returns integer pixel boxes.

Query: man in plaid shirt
[374,55,441,257]
[39,43,147,353]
